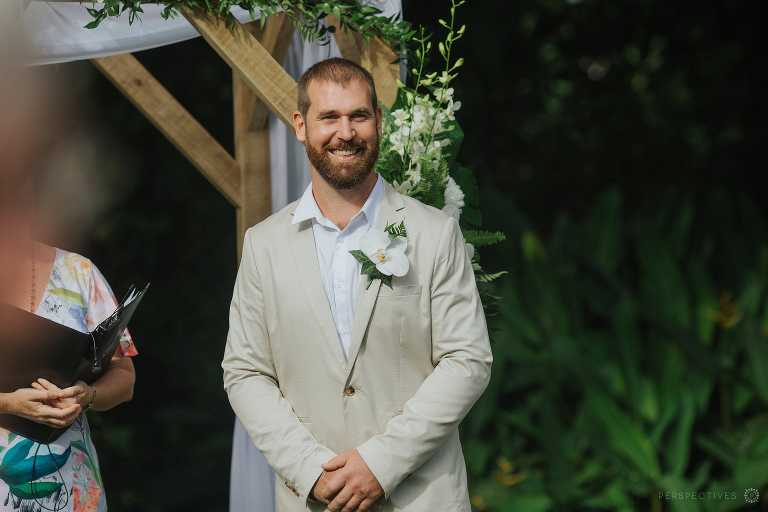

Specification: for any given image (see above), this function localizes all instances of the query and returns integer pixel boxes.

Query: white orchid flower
[360,228,410,277]
[442,176,466,221]
[392,109,410,126]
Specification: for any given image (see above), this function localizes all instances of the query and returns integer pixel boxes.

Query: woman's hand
[32,378,93,410]
[0,386,81,429]
[31,356,135,415]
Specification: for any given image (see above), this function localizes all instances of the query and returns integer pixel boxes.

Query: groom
[223,57,492,512]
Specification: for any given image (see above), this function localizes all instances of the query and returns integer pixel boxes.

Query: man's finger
[322,453,347,471]
[31,382,44,391]
[324,470,347,497]
[341,493,364,512]
[357,497,377,511]
[326,485,354,512]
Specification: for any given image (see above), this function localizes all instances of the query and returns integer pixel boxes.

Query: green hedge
[463,189,768,511]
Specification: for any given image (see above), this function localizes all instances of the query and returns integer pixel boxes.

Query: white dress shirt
[291,174,384,359]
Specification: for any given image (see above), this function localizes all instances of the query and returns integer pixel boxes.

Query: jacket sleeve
[222,227,335,505]
[356,217,493,496]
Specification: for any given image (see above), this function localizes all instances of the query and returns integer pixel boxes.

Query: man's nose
[337,117,355,140]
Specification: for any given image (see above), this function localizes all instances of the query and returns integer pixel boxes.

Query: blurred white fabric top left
[22,1,258,65]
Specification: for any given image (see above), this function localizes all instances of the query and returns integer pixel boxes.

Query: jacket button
[344,386,356,396]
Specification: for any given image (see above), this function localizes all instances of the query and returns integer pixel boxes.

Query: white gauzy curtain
[23,2,257,65]
[21,2,402,511]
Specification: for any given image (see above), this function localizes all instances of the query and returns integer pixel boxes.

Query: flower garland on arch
[84,0,414,52]
[375,0,507,290]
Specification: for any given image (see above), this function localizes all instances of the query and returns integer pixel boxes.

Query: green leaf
[361,260,376,275]
[638,378,659,422]
[9,481,63,500]
[732,456,768,485]
[349,249,370,265]
[464,229,505,248]
[522,231,546,261]
[499,494,552,512]
[1,439,34,466]
[384,221,407,238]
[744,326,768,403]
[477,270,509,283]
[650,398,678,446]
[696,435,735,467]
[582,482,633,510]
[585,389,661,481]
[634,223,690,331]
[0,446,72,485]
[667,396,696,476]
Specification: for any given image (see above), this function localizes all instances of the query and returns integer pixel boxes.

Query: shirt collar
[292,173,384,230]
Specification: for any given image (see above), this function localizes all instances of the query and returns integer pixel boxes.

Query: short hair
[297,57,378,119]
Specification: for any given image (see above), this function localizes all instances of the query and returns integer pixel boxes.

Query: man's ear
[376,106,382,135]
[292,111,306,143]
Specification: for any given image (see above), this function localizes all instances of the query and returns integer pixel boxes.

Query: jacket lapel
[290,216,348,369]
[345,181,406,377]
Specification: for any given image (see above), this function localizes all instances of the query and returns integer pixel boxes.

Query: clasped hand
[6,378,92,429]
[312,449,383,512]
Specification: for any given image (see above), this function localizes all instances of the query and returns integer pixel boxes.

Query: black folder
[0,283,149,443]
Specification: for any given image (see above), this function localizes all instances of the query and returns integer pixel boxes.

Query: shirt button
[343,386,356,397]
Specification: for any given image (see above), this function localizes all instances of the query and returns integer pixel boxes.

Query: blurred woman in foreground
[0,18,137,510]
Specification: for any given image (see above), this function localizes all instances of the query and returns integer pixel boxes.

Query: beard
[305,134,380,190]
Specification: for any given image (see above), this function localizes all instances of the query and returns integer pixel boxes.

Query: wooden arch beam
[182,7,297,128]
[92,53,242,206]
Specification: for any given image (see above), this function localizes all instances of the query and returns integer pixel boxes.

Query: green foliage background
[48,0,763,510]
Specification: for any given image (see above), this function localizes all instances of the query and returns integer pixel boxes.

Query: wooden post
[234,16,294,259]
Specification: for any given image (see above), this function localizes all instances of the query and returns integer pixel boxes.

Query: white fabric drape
[23,2,257,65]
[21,2,402,510]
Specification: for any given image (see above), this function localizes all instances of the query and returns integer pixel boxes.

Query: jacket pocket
[378,284,422,298]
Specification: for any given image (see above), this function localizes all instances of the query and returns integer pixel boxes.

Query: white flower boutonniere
[350,221,409,289]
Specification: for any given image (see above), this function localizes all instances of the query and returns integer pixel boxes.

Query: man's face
[294,78,380,190]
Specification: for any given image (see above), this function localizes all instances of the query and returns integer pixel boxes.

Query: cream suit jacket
[223,178,493,512]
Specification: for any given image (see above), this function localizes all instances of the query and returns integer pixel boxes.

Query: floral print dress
[0,249,137,512]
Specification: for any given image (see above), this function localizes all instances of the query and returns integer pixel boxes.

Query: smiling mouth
[327,146,363,158]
